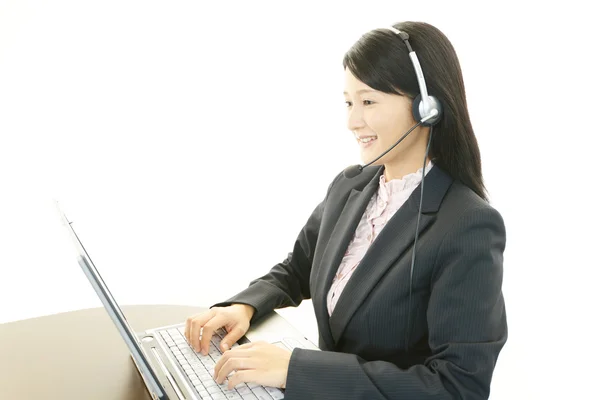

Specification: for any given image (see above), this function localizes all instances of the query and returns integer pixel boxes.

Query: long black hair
[343,21,488,201]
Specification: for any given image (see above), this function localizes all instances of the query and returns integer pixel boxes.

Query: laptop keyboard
[159,327,285,400]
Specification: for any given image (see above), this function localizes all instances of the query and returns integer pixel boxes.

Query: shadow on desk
[0,304,206,400]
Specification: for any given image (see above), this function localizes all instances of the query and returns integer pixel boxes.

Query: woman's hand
[184,304,255,354]
[213,341,293,390]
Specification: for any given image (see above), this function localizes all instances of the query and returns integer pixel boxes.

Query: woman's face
[343,68,427,168]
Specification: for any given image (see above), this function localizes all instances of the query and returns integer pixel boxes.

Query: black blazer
[212,164,507,400]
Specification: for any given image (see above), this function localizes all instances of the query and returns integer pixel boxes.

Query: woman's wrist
[233,303,256,321]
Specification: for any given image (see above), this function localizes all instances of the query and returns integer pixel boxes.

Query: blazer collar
[313,164,453,349]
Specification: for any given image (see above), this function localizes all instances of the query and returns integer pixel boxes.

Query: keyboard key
[266,387,284,399]
[251,387,273,400]
[208,386,222,394]
[215,328,226,337]
[204,379,217,388]
[220,383,234,393]
[192,366,205,375]
[236,386,252,395]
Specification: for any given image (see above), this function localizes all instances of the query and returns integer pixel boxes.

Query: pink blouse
[326,161,434,316]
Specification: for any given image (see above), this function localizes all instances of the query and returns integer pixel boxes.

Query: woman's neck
[383,157,432,182]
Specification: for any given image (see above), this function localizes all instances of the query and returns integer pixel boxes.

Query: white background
[1,0,598,398]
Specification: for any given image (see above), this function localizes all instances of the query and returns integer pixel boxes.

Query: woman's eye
[345,100,374,107]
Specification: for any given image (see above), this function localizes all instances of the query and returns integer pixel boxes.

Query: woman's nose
[347,107,365,131]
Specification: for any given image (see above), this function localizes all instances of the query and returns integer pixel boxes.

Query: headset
[343,26,444,351]
[387,26,443,126]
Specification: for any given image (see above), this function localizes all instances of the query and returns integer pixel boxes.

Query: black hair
[343,21,488,201]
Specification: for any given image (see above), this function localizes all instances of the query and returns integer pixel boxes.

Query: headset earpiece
[412,93,443,126]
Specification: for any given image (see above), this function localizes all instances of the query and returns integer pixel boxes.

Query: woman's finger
[227,369,260,390]
[185,310,214,344]
[190,310,218,352]
[214,356,260,383]
[213,348,254,380]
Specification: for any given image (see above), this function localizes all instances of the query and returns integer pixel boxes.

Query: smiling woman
[342,23,486,197]
[186,21,507,400]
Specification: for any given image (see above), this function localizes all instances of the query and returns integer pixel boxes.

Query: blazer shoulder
[442,181,505,231]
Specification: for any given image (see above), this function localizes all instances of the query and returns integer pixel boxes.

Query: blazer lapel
[327,164,454,346]
[312,167,382,350]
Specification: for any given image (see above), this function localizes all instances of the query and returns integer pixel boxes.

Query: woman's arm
[210,171,343,324]
[283,205,507,400]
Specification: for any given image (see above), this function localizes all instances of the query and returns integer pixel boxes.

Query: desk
[0,304,206,400]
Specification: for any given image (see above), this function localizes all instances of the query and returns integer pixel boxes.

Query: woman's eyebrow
[343,89,378,95]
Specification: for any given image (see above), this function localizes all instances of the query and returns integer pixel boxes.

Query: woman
[185,21,507,399]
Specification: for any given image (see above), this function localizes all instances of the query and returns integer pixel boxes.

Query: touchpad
[282,337,305,350]
[272,341,290,350]
[270,338,305,351]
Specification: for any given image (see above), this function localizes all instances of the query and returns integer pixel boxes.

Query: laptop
[55,202,319,400]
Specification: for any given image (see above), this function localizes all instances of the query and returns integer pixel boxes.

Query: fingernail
[222,342,229,351]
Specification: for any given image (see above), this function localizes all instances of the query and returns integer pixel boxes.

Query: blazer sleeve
[283,206,508,400]
[210,172,343,324]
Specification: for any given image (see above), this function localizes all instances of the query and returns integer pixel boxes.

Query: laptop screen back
[56,203,168,400]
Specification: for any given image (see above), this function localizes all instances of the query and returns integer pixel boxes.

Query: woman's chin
[360,147,381,165]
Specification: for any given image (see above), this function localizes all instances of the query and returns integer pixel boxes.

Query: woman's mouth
[357,136,378,148]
